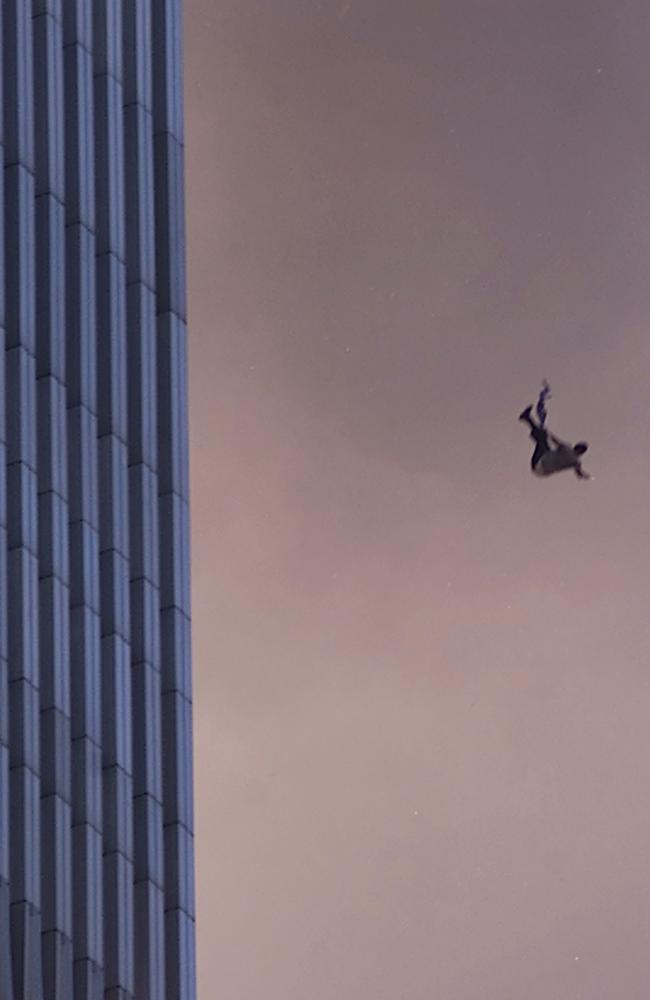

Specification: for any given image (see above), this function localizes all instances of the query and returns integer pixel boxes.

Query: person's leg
[519,406,547,440]
[520,406,550,467]
[530,435,549,470]
[536,381,551,426]
[518,405,535,427]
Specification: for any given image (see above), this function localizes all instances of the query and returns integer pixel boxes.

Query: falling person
[518,404,591,480]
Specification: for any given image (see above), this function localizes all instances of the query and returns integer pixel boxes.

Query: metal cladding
[0,2,195,998]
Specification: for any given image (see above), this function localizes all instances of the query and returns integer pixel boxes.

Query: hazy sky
[184,3,650,997]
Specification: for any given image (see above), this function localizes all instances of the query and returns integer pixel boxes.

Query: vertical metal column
[34,1,73,997]
[4,1,44,997]
[123,2,167,997]
[64,3,103,998]
[0,0,11,994]
[152,3,196,998]
[93,3,134,998]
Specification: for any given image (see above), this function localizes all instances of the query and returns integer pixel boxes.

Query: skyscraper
[0,2,194,998]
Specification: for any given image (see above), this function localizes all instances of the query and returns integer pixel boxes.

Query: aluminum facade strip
[94,4,134,997]
[4,3,44,998]
[34,5,73,998]
[64,7,103,998]
[123,1,167,995]
[153,4,194,996]
[0,6,11,987]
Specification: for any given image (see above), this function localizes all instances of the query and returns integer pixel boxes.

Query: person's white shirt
[533,436,590,479]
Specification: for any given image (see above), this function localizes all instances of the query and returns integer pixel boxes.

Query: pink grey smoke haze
[185,2,650,997]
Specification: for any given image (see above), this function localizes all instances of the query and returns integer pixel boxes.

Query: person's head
[573,441,588,455]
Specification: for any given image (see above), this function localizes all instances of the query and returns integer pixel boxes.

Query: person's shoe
[518,405,533,422]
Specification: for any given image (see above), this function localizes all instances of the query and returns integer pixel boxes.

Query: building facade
[0,2,195,998]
